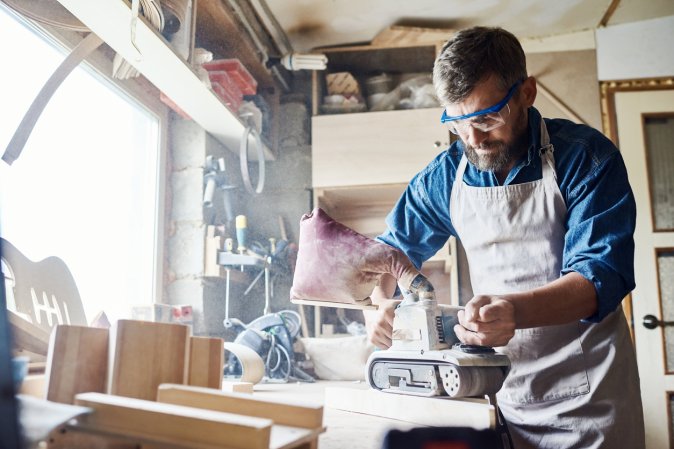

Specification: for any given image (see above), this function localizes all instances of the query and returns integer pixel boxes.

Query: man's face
[444,76,533,175]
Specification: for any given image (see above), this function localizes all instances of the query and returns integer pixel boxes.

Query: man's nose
[464,126,488,147]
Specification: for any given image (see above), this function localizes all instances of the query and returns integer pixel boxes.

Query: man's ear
[520,76,537,107]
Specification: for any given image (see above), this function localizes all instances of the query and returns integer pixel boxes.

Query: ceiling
[264,0,674,52]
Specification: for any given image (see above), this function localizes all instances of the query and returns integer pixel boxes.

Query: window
[0,5,163,323]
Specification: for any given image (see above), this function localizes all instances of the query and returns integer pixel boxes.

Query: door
[616,88,674,449]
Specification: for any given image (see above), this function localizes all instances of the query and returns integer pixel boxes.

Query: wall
[163,79,313,339]
[596,15,674,81]
[528,49,602,131]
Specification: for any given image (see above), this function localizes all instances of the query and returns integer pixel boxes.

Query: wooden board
[8,310,50,356]
[371,25,453,48]
[45,325,109,404]
[188,336,224,389]
[157,384,324,430]
[196,0,275,89]
[222,381,254,394]
[108,320,190,401]
[54,0,274,160]
[324,386,495,429]
[291,299,378,311]
[74,392,273,449]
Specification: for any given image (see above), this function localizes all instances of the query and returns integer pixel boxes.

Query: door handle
[643,314,674,329]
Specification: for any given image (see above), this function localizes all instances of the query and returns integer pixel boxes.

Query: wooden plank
[74,392,273,449]
[157,384,324,430]
[45,427,137,449]
[324,386,495,429]
[108,320,190,401]
[370,25,453,48]
[222,381,254,394]
[188,336,224,389]
[269,427,318,449]
[45,325,109,404]
[8,310,50,356]
[196,0,275,88]
[314,45,436,74]
[291,299,377,311]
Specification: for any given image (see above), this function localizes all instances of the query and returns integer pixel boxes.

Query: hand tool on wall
[223,238,234,328]
[236,215,247,271]
[203,156,235,223]
[243,238,288,315]
[290,208,510,398]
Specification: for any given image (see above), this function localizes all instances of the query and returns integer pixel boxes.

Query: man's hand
[453,295,516,347]
[364,299,400,349]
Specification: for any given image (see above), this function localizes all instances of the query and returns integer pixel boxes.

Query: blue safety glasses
[440,80,522,135]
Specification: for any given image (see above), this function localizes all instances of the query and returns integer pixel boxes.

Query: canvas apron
[449,120,644,449]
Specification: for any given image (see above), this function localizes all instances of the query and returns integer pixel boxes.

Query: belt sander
[290,208,509,398]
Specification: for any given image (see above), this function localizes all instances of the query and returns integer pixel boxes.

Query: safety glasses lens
[445,105,509,135]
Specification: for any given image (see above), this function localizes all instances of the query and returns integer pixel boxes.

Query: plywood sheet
[74,392,272,449]
[157,384,324,430]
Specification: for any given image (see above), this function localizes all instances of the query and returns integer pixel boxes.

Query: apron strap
[539,119,557,182]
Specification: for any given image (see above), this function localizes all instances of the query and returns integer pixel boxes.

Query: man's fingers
[381,300,399,326]
[478,301,514,323]
[371,330,392,349]
[464,295,491,321]
[454,324,484,346]
[454,324,514,347]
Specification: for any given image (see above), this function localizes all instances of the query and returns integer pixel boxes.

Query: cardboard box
[326,72,361,96]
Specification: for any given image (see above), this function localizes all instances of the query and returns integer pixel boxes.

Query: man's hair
[433,27,527,106]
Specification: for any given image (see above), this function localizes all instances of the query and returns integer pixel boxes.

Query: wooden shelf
[54,0,274,160]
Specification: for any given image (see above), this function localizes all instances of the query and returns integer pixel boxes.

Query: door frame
[602,78,674,448]
[599,77,674,337]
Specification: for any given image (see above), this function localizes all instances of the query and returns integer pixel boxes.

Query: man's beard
[463,131,528,173]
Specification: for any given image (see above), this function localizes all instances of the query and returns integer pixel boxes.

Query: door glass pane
[659,250,674,372]
[644,115,674,231]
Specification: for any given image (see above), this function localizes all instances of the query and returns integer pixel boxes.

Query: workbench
[253,381,494,449]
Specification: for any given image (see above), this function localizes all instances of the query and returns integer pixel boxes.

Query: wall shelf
[55,0,274,160]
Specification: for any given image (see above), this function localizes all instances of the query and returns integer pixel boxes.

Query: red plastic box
[211,82,242,111]
[203,59,257,95]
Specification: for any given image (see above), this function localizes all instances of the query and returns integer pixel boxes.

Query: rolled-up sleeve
[561,150,636,322]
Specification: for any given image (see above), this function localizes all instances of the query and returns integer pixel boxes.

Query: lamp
[267,53,328,71]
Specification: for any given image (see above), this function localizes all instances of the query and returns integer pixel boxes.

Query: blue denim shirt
[378,107,636,322]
